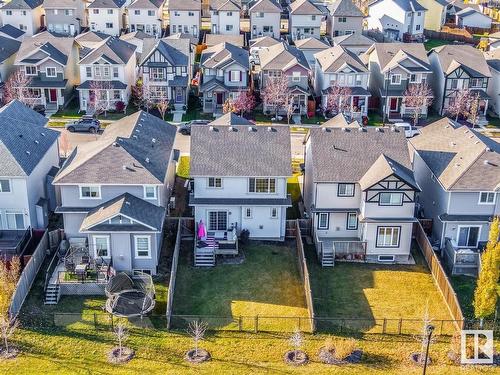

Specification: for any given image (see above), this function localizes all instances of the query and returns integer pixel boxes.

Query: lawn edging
[166,218,182,329]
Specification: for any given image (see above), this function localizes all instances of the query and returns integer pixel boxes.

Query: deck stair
[321,250,334,267]
[44,283,60,305]
[194,247,215,266]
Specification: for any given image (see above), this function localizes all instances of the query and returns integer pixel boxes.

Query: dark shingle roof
[0,24,25,39]
[0,36,21,63]
[200,42,249,69]
[140,38,190,66]
[80,36,136,65]
[190,125,292,177]
[209,113,253,126]
[54,111,177,184]
[87,0,127,8]
[15,32,73,66]
[0,100,59,177]
[329,0,364,16]
[2,0,43,9]
[430,44,491,78]
[168,0,201,10]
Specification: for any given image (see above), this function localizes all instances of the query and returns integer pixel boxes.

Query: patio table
[75,264,87,282]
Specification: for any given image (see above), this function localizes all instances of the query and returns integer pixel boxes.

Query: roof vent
[125,201,130,206]
[209,126,214,131]
[228,126,234,131]
[145,157,150,163]
[267,126,273,132]
[358,127,365,132]
[26,151,30,155]
[133,135,138,139]
[375,127,381,132]
[248,126,255,132]
[41,132,46,136]
[34,140,39,144]
[486,147,491,152]
[341,127,348,132]
[483,160,490,165]
[122,165,126,170]
[112,142,120,147]
[450,141,456,146]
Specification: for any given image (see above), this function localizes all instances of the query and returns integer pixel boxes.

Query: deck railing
[333,240,367,261]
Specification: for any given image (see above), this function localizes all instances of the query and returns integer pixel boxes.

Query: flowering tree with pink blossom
[402,82,433,126]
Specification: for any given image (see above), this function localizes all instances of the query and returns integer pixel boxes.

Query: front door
[389,97,398,111]
[49,89,57,103]
[69,24,75,35]
[175,87,184,103]
[216,92,224,105]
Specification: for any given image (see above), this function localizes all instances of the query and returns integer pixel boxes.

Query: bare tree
[113,323,128,357]
[88,81,113,116]
[0,256,20,316]
[0,316,18,355]
[2,68,37,107]
[285,94,295,125]
[446,89,472,121]
[222,98,237,114]
[262,75,291,118]
[325,82,352,116]
[413,302,436,365]
[156,97,170,121]
[289,329,304,351]
[402,82,433,126]
[187,320,208,357]
[466,92,481,128]
[59,131,72,158]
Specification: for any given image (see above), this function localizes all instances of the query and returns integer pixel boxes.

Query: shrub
[115,101,125,112]
[239,229,250,244]
[326,338,357,360]
[176,156,190,179]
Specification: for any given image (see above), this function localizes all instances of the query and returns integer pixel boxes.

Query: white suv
[394,122,420,138]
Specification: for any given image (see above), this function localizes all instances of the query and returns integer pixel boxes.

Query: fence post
[298,317,301,331]
[254,315,258,333]
[110,314,114,330]
[440,320,444,335]
[398,318,402,335]
[238,316,242,332]
[382,318,387,334]
[94,313,97,330]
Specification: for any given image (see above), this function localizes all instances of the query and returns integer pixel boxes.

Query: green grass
[486,115,500,128]
[172,242,309,331]
[287,174,302,220]
[51,98,138,121]
[450,275,477,319]
[253,113,323,125]
[367,113,384,127]
[424,39,450,51]
[176,156,190,179]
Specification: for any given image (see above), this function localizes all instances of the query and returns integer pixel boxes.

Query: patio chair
[81,255,90,264]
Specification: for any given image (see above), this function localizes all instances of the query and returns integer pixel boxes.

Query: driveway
[52,128,101,156]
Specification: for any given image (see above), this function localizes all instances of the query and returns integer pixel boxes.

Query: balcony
[442,238,481,277]
[314,234,367,267]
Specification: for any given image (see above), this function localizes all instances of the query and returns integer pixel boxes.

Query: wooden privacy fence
[424,29,476,45]
[294,219,316,333]
[413,222,464,328]
[166,218,182,329]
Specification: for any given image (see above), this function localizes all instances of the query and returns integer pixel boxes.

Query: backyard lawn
[172,242,309,331]
[424,39,450,51]
[287,174,302,220]
[450,275,477,319]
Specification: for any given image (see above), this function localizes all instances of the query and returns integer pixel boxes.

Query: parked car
[394,122,420,138]
[65,116,101,133]
[178,120,210,135]
[33,104,46,116]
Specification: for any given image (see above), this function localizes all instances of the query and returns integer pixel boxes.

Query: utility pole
[422,324,434,375]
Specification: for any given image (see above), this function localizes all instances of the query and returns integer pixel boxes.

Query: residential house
[456,7,492,29]
[120,30,149,56]
[199,42,249,114]
[365,43,432,121]
[210,0,241,35]
[488,31,500,51]
[314,45,371,120]
[87,0,129,37]
[205,33,245,48]
[139,37,192,108]
[0,0,44,36]
[416,0,448,31]
[0,24,26,40]
[249,0,282,39]
[77,36,137,113]
[0,100,59,232]
[258,42,311,116]
[288,0,323,41]
[75,30,109,49]
[320,112,361,127]
[43,0,86,36]
[332,33,375,56]
[53,111,178,275]
[367,0,426,42]
[303,126,420,266]
[409,118,499,275]
[249,35,280,66]
[326,0,364,39]
[189,115,292,265]
[0,35,21,84]
[294,37,330,72]
[168,0,202,39]
[485,49,500,116]
[428,44,491,117]
[14,32,78,110]
[127,0,165,37]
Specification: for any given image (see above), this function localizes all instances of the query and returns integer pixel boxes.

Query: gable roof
[79,36,136,65]
[410,118,500,191]
[87,0,127,8]
[15,32,73,66]
[430,44,491,78]
[128,0,164,8]
[321,113,361,128]
[190,125,292,177]
[332,32,375,48]
[75,31,109,48]
[168,0,201,11]
[329,0,364,16]
[54,111,177,185]
[249,0,282,13]
[200,42,249,69]
[307,126,413,183]
[210,0,241,11]
[80,193,165,232]
[485,48,500,72]
[249,36,281,49]
[43,0,80,8]
[314,45,368,73]
[0,100,59,177]
[365,42,430,72]
[259,42,309,71]
[359,154,419,190]
[2,0,43,9]
[0,24,25,39]
[289,0,323,15]
[0,36,21,63]
[369,0,426,11]
[456,6,489,18]
[294,37,330,50]
[209,112,253,126]
[205,34,245,48]
[140,37,190,66]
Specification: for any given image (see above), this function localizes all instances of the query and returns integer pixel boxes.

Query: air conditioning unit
[169,197,176,210]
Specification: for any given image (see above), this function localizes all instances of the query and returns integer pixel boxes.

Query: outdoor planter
[284,350,308,366]
[185,348,211,363]
[318,347,363,365]
[410,352,432,366]
[0,347,19,360]
[107,347,134,364]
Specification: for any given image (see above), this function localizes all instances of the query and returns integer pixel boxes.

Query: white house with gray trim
[87,0,129,36]
[288,0,323,41]
[0,0,44,36]
[409,118,500,276]
[168,0,202,39]
[249,0,282,39]
[43,0,87,36]
[210,0,241,35]
[303,126,419,266]
[127,0,165,37]
[53,111,178,275]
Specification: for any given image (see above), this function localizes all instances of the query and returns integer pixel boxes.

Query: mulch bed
[107,347,135,364]
[318,347,363,365]
[185,348,211,363]
[0,347,19,360]
[284,350,309,366]
[410,352,432,366]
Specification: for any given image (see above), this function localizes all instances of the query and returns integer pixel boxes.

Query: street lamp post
[422,324,434,375]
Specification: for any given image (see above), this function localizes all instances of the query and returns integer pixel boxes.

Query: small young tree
[89,80,113,116]
[156,97,170,121]
[289,329,304,351]
[2,68,36,107]
[262,75,290,118]
[466,92,481,128]
[0,316,18,356]
[402,82,433,126]
[59,131,72,158]
[0,256,20,316]
[413,302,436,365]
[222,97,237,114]
[113,323,128,357]
[233,91,256,116]
[130,79,144,108]
[446,89,472,121]
[187,320,207,357]
[325,83,352,116]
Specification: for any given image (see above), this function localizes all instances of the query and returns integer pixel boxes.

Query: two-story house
[416,0,448,31]
[303,126,419,266]
[189,114,292,266]
[43,0,86,36]
[288,0,323,41]
[53,111,178,275]
[428,44,491,118]
[139,37,192,108]
[0,36,21,85]
[127,0,165,37]
[456,7,492,29]
[294,37,329,72]
[199,42,249,114]
[14,32,78,111]
[0,24,26,41]
[168,0,202,39]
[409,118,500,276]
[0,0,44,36]
[367,0,426,42]
[258,42,311,116]
[326,0,364,39]
[249,0,282,39]
[0,100,59,232]
[210,0,241,35]
[77,36,137,113]
[88,0,129,36]
[314,45,371,120]
[485,49,500,117]
[365,43,432,121]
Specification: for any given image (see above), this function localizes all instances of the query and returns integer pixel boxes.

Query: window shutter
[239,71,242,81]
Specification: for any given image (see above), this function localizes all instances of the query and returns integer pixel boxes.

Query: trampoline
[104,272,156,317]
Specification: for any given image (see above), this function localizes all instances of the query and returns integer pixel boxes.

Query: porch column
[484,99,488,115]
[350,95,353,114]
[106,90,110,107]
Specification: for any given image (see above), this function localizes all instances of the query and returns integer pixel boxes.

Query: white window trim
[270,207,278,219]
[5,211,25,230]
[390,74,402,85]
[79,185,101,199]
[456,225,481,248]
[143,185,157,200]
[25,66,37,76]
[248,178,277,194]
[318,212,329,229]
[134,235,152,259]
[478,191,496,205]
[46,67,57,77]
[346,212,357,230]
[0,179,12,193]
[376,227,400,247]
[244,207,252,219]
[93,235,110,259]
[379,192,403,206]
[338,183,355,197]
[207,177,223,189]
[378,255,395,262]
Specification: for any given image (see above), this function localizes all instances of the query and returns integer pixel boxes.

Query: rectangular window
[80,186,101,199]
[338,183,355,197]
[25,66,36,75]
[6,212,24,230]
[248,178,276,193]
[379,192,403,206]
[311,15,316,20]
[106,23,113,28]
[318,212,329,229]
[174,11,179,16]
[109,215,131,224]
[244,207,252,218]
[229,70,240,81]
[93,9,99,14]
[85,66,92,78]
[390,74,401,85]
[93,236,110,257]
[226,24,233,31]
[270,207,278,218]
[112,90,120,100]
[148,10,154,16]
[135,236,151,258]
[46,67,57,77]
[478,192,496,205]
[378,255,395,262]
[338,17,346,22]
[292,71,300,82]
[450,79,458,89]
[0,179,11,192]
[409,74,419,83]
[470,78,482,88]
[134,10,140,15]
[227,11,232,16]
[346,212,357,230]
[376,227,400,247]
[188,11,194,16]
[5,10,12,15]
[457,226,480,248]
[144,186,157,199]
[208,177,222,188]
[107,9,113,14]
[208,211,227,231]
